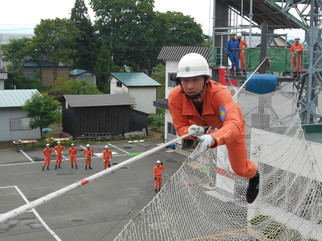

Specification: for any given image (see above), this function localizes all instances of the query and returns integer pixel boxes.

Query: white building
[109,72,161,114]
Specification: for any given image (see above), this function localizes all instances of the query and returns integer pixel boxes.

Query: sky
[0,0,214,35]
[0,0,304,41]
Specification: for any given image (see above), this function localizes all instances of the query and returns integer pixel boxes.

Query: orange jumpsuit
[42,147,52,168]
[168,81,257,179]
[83,148,94,167]
[103,149,112,169]
[69,147,78,166]
[238,39,248,71]
[153,164,166,190]
[54,145,65,166]
[290,42,304,73]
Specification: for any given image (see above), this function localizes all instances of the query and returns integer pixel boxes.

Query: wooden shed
[62,94,137,139]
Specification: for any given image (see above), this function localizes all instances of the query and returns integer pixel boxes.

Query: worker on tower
[236,33,248,75]
[153,160,166,193]
[83,144,94,170]
[42,144,52,171]
[168,53,260,204]
[102,145,112,169]
[54,141,65,169]
[290,37,304,76]
[69,143,78,169]
[226,33,240,74]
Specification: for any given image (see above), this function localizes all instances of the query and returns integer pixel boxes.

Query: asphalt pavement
[0,140,188,241]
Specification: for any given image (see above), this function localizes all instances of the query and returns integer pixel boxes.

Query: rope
[0,133,191,223]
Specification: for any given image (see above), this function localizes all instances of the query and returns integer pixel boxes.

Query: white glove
[188,125,204,137]
[190,135,215,159]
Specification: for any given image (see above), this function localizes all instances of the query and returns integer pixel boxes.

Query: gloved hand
[154,177,157,180]
[190,135,216,159]
[188,125,204,137]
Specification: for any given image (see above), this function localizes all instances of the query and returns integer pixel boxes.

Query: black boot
[246,171,260,204]
[55,165,57,170]
[47,166,50,170]
[243,70,246,75]
[42,167,44,171]
[89,166,93,169]
[71,164,73,168]
[85,166,87,170]
[58,164,61,168]
[155,189,158,193]
[75,165,78,169]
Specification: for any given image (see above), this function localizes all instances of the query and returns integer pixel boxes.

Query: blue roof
[0,89,40,108]
[69,69,90,76]
[110,73,161,87]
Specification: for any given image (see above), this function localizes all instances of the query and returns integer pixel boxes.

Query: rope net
[115,89,322,241]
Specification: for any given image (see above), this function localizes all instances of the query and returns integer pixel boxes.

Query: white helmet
[57,141,61,144]
[236,33,242,37]
[86,144,90,147]
[105,145,108,148]
[156,160,161,164]
[176,53,209,78]
[71,143,74,146]
[46,144,50,146]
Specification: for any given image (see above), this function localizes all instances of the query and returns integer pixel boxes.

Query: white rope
[0,133,191,223]
[233,56,269,99]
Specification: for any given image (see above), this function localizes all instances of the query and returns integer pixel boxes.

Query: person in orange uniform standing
[237,33,248,75]
[83,144,94,170]
[102,145,112,169]
[69,143,78,169]
[290,37,305,76]
[168,53,260,204]
[153,160,166,193]
[42,144,52,171]
[54,141,65,170]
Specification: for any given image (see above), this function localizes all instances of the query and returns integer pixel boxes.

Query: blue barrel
[245,74,278,94]
[169,144,176,149]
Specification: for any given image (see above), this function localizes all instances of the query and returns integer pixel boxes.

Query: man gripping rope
[168,53,260,204]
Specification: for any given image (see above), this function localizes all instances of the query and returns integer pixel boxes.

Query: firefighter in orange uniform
[42,144,52,171]
[237,33,248,75]
[168,53,260,204]
[54,141,65,169]
[83,144,94,170]
[153,160,166,193]
[103,145,112,169]
[69,143,78,169]
[290,37,304,75]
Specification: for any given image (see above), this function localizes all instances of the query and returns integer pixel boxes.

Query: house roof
[64,94,136,107]
[110,73,161,87]
[0,89,40,108]
[18,62,72,67]
[69,69,91,76]
[157,46,212,62]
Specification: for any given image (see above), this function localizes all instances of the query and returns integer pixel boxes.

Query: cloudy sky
[0,0,213,35]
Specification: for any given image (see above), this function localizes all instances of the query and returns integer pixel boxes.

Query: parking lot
[0,140,188,241]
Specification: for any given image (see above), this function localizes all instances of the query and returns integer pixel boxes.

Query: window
[168,73,178,87]
[167,122,176,135]
[10,117,32,131]
[116,80,122,87]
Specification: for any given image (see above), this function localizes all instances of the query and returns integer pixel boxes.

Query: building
[0,69,8,90]
[0,89,41,142]
[109,72,161,114]
[62,94,148,139]
[69,69,96,86]
[154,46,212,146]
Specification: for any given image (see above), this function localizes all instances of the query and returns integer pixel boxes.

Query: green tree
[31,18,79,66]
[156,11,206,46]
[91,0,157,71]
[151,63,165,99]
[22,93,60,138]
[0,37,32,62]
[67,79,102,95]
[70,0,99,71]
[93,40,118,92]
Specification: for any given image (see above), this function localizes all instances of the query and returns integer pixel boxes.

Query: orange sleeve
[209,89,245,146]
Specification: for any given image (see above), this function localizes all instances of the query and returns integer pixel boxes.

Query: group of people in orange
[42,143,112,171]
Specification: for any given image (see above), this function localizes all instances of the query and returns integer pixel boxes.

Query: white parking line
[19,149,35,163]
[0,185,62,241]
[108,143,129,154]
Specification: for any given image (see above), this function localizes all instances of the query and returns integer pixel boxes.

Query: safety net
[115,88,322,241]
